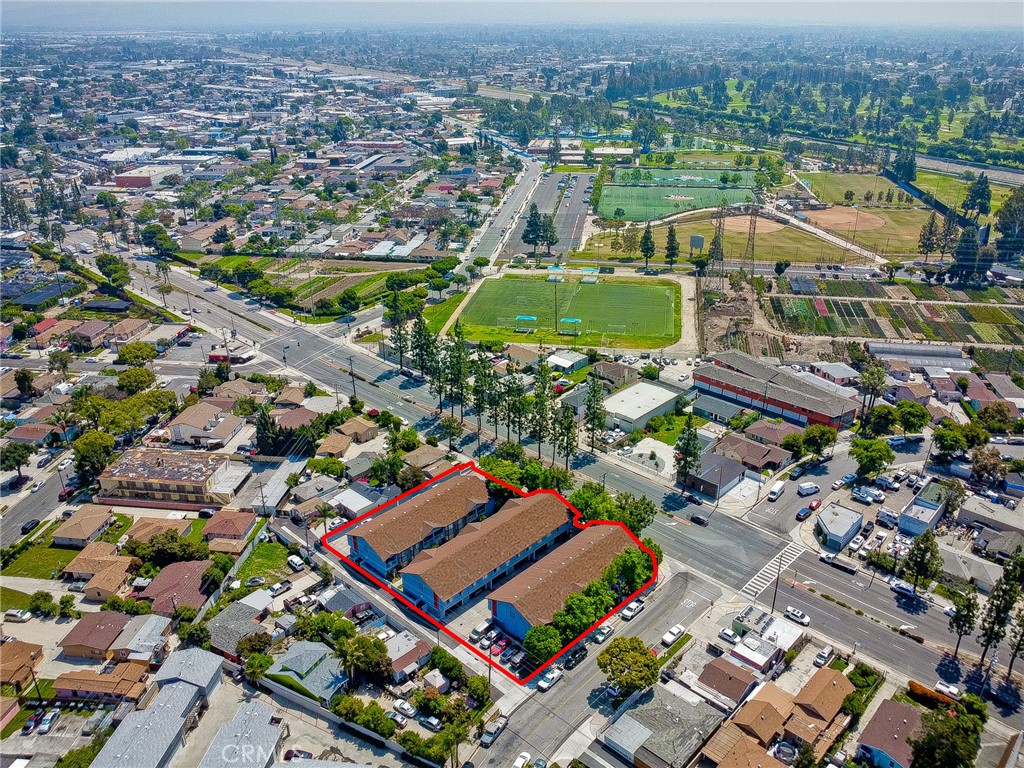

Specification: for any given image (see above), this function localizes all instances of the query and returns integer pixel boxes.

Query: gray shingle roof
[198,700,283,768]
[91,681,202,768]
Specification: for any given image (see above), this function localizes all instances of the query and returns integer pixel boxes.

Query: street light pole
[770,548,784,614]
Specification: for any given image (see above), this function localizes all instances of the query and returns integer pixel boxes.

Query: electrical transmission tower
[710,200,728,294]
[744,206,758,317]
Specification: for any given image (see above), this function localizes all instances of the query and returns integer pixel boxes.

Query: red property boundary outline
[320,461,657,686]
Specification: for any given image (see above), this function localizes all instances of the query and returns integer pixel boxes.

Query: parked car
[564,645,588,669]
[537,667,563,692]
[198,507,217,519]
[808,498,821,511]
[268,582,290,597]
[419,715,444,733]
[30,480,45,493]
[244,577,266,588]
[395,699,417,718]
[479,629,500,650]
[284,747,314,760]
[831,478,846,490]
[785,606,811,626]
[621,600,645,620]
[661,623,686,646]
[796,507,813,522]
[386,711,408,729]
[20,518,40,535]
[38,710,60,734]
[21,715,38,734]
[490,637,509,656]
[592,625,614,644]
[935,681,961,698]
[513,753,533,768]
[5,609,32,623]
[848,535,865,552]
[718,628,740,645]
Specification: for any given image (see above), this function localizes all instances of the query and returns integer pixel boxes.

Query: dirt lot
[805,207,887,231]
[723,214,784,234]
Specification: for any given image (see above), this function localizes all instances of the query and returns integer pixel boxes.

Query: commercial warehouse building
[401,493,575,618]
[694,351,858,428]
[488,524,636,642]
[603,381,680,432]
[346,471,491,578]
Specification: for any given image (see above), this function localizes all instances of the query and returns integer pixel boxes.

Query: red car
[808,498,821,511]
[490,637,509,656]
[59,485,79,502]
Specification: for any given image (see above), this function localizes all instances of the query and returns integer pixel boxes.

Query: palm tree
[46,406,78,446]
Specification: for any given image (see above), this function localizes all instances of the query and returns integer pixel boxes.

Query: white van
[287,555,305,572]
[470,619,494,643]
[797,482,820,497]
[813,645,835,667]
[767,481,786,502]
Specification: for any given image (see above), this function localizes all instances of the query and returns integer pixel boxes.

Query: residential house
[810,362,860,386]
[125,516,193,543]
[167,402,244,448]
[266,641,348,706]
[401,493,574,619]
[338,416,378,443]
[67,320,112,350]
[291,476,341,505]
[203,510,257,541]
[273,386,306,408]
[0,640,43,691]
[315,584,371,618]
[489,524,635,642]
[855,699,923,768]
[53,661,149,704]
[52,504,115,548]
[140,559,213,616]
[692,395,746,425]
[885,359,912,381]
[212,378,268,403]
[317,431,352,458]
[207,602,264,663]
[696,658,759,710]
[546,350,589,373]
[784,668,855,759]
[110,614,172,664]
[713,434,791,473]
[400,444,447,473]
[98,448,251,508]
[59,611,133,660]
[591,361,639,390]
[743,420,803,447]
[505,344,540,369]
[197,700,286,768]
[890,381,933,405]
[343,454,377,483]
[383,630,432,683]
[347,472,490,578]
[679,454,746,500]
[273,406,318,430]
[28,319,81,349]
[153,647,223,703]
[179,218,235,252]
[63,541,138,602]
[5,423,59,446]
[108,318,151,344]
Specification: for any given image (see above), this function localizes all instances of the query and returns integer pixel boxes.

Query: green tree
[977,561,1022,664]
[553,591,605,643]
[792,743,816,768]
[674,413,701,485]
[58,594,80,619]
[73,430,116,480]
[521,203,544,258]
[14,368,34,397]
[909,700,986,768]
[664,225,679,268]
[1,442,33,479]
[117,341,158,367]
[938,211,960,258]
[896,400,930,435]
[1005,605,1024,679]
[542,213,559,256]
[28,590,58,617]
[962,173,992,221]
[639,223,655,270]
[244,652,273,686]
[524,625,564,665]
[410,313,437,378]
[774,260,791,277]
[918,211,940,259]
[552,403,578,470]
[48,350,72,377]
[583,376,607,452]
[781,432,806,459]
[603,547,655,594]
[528,360,552,459]
[597,636,659,694]
[949,589,979,659]
[902,529,942,592]
[994,185,1024,262]
[802,425,837,457]
[952,225,980,282]
[178,621,211,648]
[858,363,888,422]
[118,367,156,395]
[438,416,463,451]
[849,437,895,477]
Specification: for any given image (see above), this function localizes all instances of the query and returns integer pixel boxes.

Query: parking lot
[4,704,95,763]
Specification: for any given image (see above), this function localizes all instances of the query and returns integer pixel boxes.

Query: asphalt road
[501,171,565,259]
[1,466,66,548]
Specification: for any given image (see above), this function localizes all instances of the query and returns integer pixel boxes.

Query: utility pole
[348,356,357,399]
[770,548,784,614]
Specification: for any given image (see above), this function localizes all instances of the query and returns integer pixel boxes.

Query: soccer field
[458,276,680,348]
[598,185,751,222]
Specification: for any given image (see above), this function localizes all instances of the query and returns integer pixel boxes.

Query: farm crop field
[766,296,1024,344]
[457,275,680,348]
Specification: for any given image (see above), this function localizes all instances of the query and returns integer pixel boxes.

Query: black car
[21,519,41,535]
[862,520,875,536]
[685,493,703,506]
[198,508,217,519]
[690,513,709,526]
[564,645,588,670]
[37,455,54,469]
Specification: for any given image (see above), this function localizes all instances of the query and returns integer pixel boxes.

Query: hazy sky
[4,1,1022,31]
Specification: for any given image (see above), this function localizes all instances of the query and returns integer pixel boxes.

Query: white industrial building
[602,381,679,432]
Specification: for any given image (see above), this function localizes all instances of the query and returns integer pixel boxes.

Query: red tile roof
[140,559,212,616]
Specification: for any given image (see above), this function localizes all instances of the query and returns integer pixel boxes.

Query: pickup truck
[480,714,508,747]
[819,552,859,574]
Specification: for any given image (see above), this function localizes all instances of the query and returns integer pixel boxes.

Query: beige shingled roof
[793,667,854,723]
[349,473,488,561]
[487,524,636,626]
[56,504,112,543]
[402,494,571,601]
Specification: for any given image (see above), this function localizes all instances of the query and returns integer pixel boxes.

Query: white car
[537,667,563,692]
[30,480,45,493]
[943,605,958,617]
[620,600,645,620]
[990,436,1008,445]
[935,681,961,698]
[661,623,686,646]
[718,628,740,645]
[831,479,846,490]
[394,698,417,718]
[513,752,533,768]
[785,606,811,626]
[848,535,865,552]
[58,458,73,471]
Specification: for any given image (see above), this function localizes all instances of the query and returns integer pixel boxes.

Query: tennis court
[458,276,680,348]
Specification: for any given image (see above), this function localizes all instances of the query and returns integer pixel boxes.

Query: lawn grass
[597,184,752,222]
[423,294,467,334]
[1,708,32,738]
[185,518,208,543]
[829,657,850,672]
[647,411,708,446]
[801,172,903,205]
[913,170,1014,222]
[2,522,79,579]
[98,513,133,545]
[580,215,851,264]
[457,275,680,349]
[816,207,935,256]
[235,541,289,583]
[0,586,33,611]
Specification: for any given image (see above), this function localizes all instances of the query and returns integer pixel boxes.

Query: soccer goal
[514,315,538,334]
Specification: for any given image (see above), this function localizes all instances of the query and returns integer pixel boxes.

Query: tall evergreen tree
[522,203,544,258]
[948,589,979,659]
[385,292,409,371]
[529,361,553,458]
[665,225,679,268]
[583,376,607,452]
[994,185,1024,262]
[977,559,1022,664]
[542,213,559,257]
[674,413,701,485]
[410,313,437,377]
[918,211,939,260]
[708,228,724,263]
[952,225,980,282]
[553,404,579,471]
[640,223,655,270]
[471,349,494,442]
[445,321,471,419]
[938,211,960,258]
[429,340,450,410]
[962,172,992,221]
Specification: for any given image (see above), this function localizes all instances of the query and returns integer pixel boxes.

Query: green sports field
[613,168,760,186]
[598,185,752,222]
[458,276,680,348]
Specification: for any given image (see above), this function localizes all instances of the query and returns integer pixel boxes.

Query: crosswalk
[740,542,805,600]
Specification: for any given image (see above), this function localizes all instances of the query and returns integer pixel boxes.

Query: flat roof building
[98,448,251,508]
[198,700,285,768]
[401,493,574,619]
[816,503,864,551]
[603,381,680,432]
[489,524,637,642]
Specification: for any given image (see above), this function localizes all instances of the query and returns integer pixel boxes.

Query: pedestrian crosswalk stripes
[739,542,805,600]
